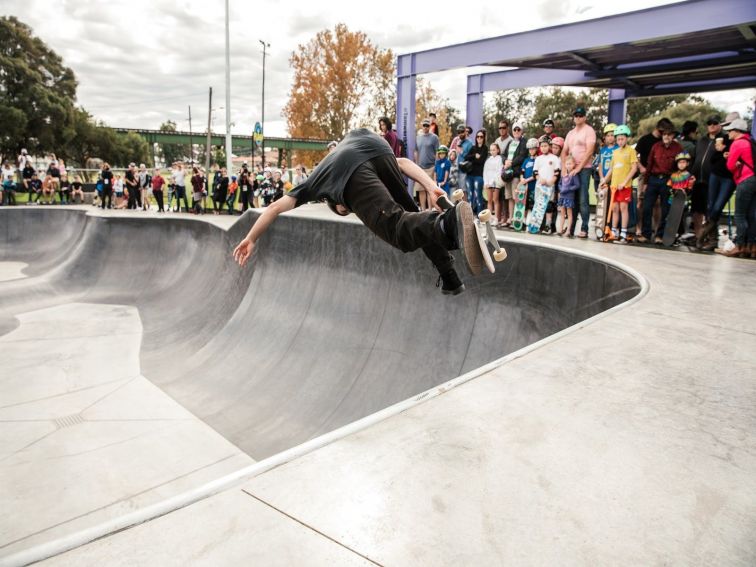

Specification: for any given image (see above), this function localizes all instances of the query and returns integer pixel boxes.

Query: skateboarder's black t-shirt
[288,128,394,207]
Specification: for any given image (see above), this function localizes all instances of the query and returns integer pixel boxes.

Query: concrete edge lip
[0,215,650,567]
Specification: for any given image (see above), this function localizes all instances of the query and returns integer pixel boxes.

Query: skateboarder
[233,128,473,295]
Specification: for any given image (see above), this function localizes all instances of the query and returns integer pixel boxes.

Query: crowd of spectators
[377,108,755,259]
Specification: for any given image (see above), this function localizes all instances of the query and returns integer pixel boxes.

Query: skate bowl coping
[0,207,644,460]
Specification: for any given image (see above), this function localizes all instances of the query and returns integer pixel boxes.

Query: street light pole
[188,105,193,167]
[259,40,269,169]
[224,0,233,175]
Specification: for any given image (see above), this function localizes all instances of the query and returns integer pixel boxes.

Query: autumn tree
[283,24,394,165]
[414,79,456,148]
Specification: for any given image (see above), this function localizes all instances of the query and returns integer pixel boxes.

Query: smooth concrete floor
[22,207,754,567]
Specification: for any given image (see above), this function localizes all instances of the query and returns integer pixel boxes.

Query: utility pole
[259,40,269,168]
[188,105,193,167]
[205,86,213,173]
[224,0,233,176]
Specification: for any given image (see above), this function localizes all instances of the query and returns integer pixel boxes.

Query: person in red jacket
[638,128,683,243]
[719,118,755,258]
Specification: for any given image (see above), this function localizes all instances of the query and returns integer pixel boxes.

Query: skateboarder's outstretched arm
[396,158,446,210]
[233,195,297,267]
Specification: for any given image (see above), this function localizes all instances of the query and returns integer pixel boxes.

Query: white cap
[723,118,748,132]
[512,122,524,130]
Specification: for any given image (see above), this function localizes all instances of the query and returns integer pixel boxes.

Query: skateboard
[662,189,686,247]
[526,183,551,234]
[438,190,505,275]
[511,183,527,232]
[595,186,609,240]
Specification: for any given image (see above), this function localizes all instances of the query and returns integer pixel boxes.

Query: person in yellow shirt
[601,124,638,244]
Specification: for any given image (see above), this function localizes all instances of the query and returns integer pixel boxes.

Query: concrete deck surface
[1,205,754,566]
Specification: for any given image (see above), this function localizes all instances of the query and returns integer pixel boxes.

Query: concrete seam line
[0,236,649,567]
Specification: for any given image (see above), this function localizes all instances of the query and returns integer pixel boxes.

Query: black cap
[543,118,555,126]
[573,107,587,116]
[456,124,466,132]
[705,115,721,125]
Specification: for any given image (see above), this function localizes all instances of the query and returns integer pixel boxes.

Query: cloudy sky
[3,0,754,137]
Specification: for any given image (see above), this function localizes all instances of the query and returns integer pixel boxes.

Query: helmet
[256,174,264,181]
[550,136,564,148]
[538,135,552,145]
[526,138,539,149]
[437,145,449,154]
[603,123,618,135]
[614,124,632,137]
[675,152,691,162]
[543,118,554,126]
[231,175,237,181]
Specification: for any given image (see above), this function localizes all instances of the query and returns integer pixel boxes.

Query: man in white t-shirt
[494,120,512,155]
[17,149,28,171]
[534,138,561,233]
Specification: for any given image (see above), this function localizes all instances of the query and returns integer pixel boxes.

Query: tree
[0,16,77,162]
[633,97,722,137]
[531,88,608,138]
[483,89,537,141]
[283,24,394,165]
[156,120,188,167]
[415,79,454,148]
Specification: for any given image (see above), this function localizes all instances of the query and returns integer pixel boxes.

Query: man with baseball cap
[414,118,440,210]
[542,118,557,143]
[562,106,596,237]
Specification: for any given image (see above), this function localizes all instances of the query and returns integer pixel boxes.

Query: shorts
[502,178,519,200]
[690,180,707,214]
[613,186,632,203]
[557,196,575,209]
[415,166,436,196]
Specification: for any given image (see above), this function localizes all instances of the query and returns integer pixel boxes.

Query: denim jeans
[642,175,671,238]
[707,173,736,223]
[734,176,756,246]
[465,175,485,214]
[569,167,593,234]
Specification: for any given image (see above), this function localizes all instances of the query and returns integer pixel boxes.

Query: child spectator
[601,125,638,243]
[534,138,561,233]
[435,146,452,196]
[59,173,71,204]
[101,163,114,209]
[226,175,238,214]
[665,152,696,243]
[190,167,205,214]
[70,175,84,204]
[29,173,43,204]
[259,174,273,206]
[597,124,618,190]
[1,161,16,205]
[548,136,565,233]
[114,174,126,209]
[520,138,539,220]
[557,156,580,236]
[152,168,166,212]
[448,149,459,193]
[212,167,229,214]
[41,173,56,204]
[483,143,503,224]
[22,160,35,197]
[271,170,285,203]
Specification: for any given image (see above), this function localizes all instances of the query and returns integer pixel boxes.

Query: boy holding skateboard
[533,138,561,233]
[233,128,479,295]
[601,125,638,244]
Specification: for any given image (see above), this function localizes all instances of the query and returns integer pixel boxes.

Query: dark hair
[429,112,436,118]
[682,120,698,137]
[656,118,675,132]
[475,129,487,146]
[378,116,393,131]
[466,126,473,135]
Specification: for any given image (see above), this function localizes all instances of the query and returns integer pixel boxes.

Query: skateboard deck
[595,186,609,240]
[526,184,550,234]
[438,194,500,275]
[663,189,686,247]
[511,183,527,231]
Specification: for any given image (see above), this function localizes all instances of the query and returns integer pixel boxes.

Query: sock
[621,229,627,239]
[612,228,619,237]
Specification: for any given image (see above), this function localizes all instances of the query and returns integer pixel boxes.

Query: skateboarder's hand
[428,186,446,211]
[233,237,255,267]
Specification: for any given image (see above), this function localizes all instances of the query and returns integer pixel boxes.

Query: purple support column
[608,88,627,125]
[466,74,483,133]
[396,54,416,165]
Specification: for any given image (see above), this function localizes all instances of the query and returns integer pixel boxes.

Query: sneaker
[437,204,459,250]
[543,226,552,235]
[654,236,663,245]
[436,269,465,295]
[614,237,627,245]
[636,235,649,244]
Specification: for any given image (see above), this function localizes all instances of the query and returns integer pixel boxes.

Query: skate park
[2,1,756,565]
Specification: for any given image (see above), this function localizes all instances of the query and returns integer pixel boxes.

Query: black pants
[101,188,112,209]
[127,185,141,209]
[154,190,164,211]
[213,190,227,211]
[343,155,453,275]
[174,186,189,212]
[239,189,251,211]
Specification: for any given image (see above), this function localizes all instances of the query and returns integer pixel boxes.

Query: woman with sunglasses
[465,129,489,214]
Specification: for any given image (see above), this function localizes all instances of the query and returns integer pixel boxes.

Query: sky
[3,0,754,138]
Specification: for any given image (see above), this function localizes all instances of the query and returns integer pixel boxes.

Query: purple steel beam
[404,0,756,75]
[613,50,747,70]
[466,75,484,133]
[477,68,588,92]
[628,75,756,96]
[396,53,416,190]
[608,89,627,125]
[588,52,756,78]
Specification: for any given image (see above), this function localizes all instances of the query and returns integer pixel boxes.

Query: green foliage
[156,120,188,167]
[634,99,724,137]
[0,16,78,161]
[483,89,537,140]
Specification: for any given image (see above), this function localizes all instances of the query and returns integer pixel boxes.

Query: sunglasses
[706,121,720,126]
[498,126,508,129]
[513,128,522,131]
[476,135,484,138]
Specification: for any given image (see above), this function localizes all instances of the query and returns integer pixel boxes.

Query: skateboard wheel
[451,189,464,202]
[493,249,507,262]
[478,209,491,222]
